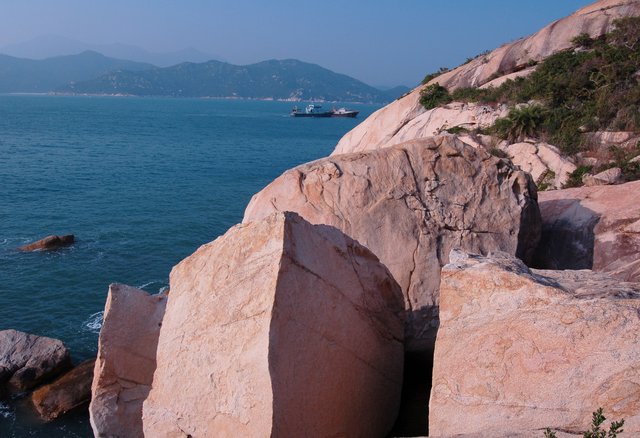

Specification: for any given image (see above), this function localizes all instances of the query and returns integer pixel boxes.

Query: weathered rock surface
[430,250,640,437]
[143,212,405,438]
[18,235,74,252]
[332,101,505,157]
[334,102,509,155]
[333,0,640,157]
[583,166,625,186]
[585,130,640,149]
[0,330,71,393]
[31,359,95,421]
[245,135,541,350]
[534,180,640,282]
[332,90,424,155]
[90,284,166,438]
[504,141,576,189]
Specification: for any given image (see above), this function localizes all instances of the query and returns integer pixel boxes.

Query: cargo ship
[290,104,359,118]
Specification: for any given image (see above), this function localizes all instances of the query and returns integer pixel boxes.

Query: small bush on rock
[419,83,452,110]
[543,408,624,438]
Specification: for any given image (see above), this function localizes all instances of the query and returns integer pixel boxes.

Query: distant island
[0,51,409,103]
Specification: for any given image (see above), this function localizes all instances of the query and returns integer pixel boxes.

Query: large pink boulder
[430,250,640,436]
[143,212,405,437]
[244,135,540,351]
[534,180,640,282]
[90,284,167,438]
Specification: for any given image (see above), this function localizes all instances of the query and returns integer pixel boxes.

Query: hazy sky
[1,0,595,86]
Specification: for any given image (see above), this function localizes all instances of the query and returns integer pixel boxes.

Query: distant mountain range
[0,51,153,93]
[61,59,407,102]
[0,35,219,67]
[0,50,410,102]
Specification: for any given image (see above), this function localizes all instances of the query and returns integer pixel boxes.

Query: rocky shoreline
[3,0,640,436]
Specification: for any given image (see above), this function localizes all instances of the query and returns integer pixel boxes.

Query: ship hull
[330,111,359,118]
[291,112,333,117]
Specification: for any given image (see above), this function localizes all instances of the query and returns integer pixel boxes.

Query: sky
[0,0,596,87]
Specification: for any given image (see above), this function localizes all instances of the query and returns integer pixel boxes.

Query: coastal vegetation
[544,407,625,437]
[419,17,640,183]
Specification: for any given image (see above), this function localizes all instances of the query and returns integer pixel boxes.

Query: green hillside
[61,58,400,103]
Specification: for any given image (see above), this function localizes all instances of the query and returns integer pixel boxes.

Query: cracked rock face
[534,180,640,282]
[244,135,540,351]
[430,250,640,436]
[142,212,405,438]
[502,141,576,189]
[333,102,510,156]
[90,284,167,438]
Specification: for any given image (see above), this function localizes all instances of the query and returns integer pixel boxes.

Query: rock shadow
[531,199,600,270]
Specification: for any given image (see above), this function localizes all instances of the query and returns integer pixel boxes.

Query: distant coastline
[1,92,387,105]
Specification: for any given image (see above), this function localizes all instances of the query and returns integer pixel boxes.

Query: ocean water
[0,95,380,436]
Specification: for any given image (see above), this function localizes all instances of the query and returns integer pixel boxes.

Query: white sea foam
[83,311,104,333]
[0,402,14,419]
[137,280,169,293]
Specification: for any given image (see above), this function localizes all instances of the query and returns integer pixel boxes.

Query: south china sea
[0,95,381,437]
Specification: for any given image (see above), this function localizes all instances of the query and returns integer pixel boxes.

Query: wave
[0,402,14,420]
[137,280,169,293]
[83,311,104,334]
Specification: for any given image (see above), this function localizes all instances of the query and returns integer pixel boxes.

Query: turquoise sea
[0,95,380,436]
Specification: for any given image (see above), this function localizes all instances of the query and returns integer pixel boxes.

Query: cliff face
[245,135,540,352]
[142,212,405,437]
[333,0,640,157]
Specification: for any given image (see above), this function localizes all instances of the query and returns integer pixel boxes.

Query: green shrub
[491,105,547,142]
[544,408,624,438]
[583,407,624,438]
[565,165,593,188]
[419,83,452,109]
[445,126,469,134]
[572,32,595,48]
[609,145,640,181]
[419,16,640,169]
[421,67,450,85]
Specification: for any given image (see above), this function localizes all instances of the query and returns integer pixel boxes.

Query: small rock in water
[0,329,71,393]
[18,235,75,252]
[31,359,95,421]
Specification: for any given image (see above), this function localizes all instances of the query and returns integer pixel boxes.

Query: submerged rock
[90,284,167,438]
[18,235,74,252]
[0,330,71,394]
[31,359,95,421]
[430,250,640,436]
[534,180,640,282]
[244,135,540,351]
[143,212,405,438]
